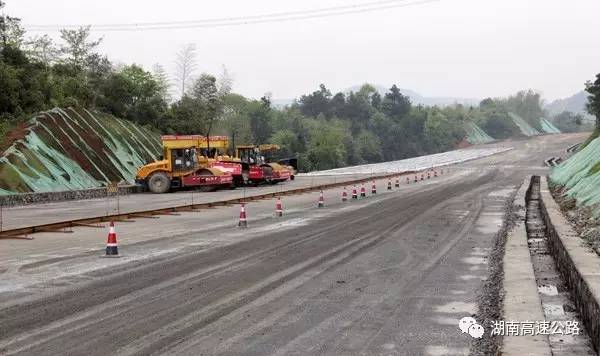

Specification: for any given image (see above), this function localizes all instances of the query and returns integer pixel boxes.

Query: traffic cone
[275,197,283,217]
[105,221,119,257]
[434,170,438,177]
[360,183,366,198]
[396,177,400,187]
[342,187,348,202]
[238,203,248,227]
[406,176,410,185]
[388,178,392,190]
[371,180,377,194]
[352,186,358,200]
[414,175,418,183]
[427,172,431,179]
[420,174,424,181]
[440,168,444,175]
[318,190,325,208]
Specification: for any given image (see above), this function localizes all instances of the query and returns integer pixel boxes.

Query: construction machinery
[235,145,293,185]
[136,135,233,193]
[259,144,297,181]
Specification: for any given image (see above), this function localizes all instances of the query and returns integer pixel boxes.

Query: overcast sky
[6,0,600,102]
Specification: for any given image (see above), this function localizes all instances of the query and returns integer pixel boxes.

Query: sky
[5,0,600,102]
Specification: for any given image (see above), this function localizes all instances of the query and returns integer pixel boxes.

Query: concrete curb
[539,176,600,353]
[501,176,552,355]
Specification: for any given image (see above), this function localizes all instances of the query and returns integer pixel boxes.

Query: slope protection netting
[509,113,541,136]
[540,118,562,134]
[464,122,495,145]
[0,108,161,194]
[550,136,600,216]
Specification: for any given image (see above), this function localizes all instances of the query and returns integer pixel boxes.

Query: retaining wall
[0,186,139,207]
[539,176,600,352]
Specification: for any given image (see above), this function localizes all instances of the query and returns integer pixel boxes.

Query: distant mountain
[546,91,590,115]
[345,84,481,107]
[271,84,481,109]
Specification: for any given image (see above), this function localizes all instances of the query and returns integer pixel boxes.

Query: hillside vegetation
[0,2,583,187]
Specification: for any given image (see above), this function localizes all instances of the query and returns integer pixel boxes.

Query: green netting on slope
[509,112,541,136]
[464,122,495,144]
[550,136,600,216]
[540,118,562,134]
[0,108,161,194]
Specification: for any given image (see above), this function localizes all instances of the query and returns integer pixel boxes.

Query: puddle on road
[424,345,469,356]
[435,301,477,314]
[462,257,487,265]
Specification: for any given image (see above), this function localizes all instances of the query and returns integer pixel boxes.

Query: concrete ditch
[539,176,600,353]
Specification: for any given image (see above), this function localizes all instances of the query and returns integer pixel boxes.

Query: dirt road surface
[0,133,587,356]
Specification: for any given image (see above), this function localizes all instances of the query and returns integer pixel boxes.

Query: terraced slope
[0,108,161,194]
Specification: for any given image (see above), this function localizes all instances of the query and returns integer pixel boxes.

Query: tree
[98,64,166,125]
[25,35,59,65]
[246,97,273,143]
[553,111,584,133]
[585,73,600,129]
[0,1,25,51]
[299,84,332,118]
[152,63,171,101]
[59,26,103,69]
[174,43,196,98]
[190,73,220,138]
[382,85,411,120]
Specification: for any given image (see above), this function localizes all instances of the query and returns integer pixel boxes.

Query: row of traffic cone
[105,168,453,256]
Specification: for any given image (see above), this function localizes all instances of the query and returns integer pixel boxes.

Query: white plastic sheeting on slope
[301,147,513,176]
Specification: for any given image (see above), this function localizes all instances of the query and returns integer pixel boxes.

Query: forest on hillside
[0,1,597,172]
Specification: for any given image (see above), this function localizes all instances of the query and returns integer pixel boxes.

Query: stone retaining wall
[0,186,140,207]
[539,176,600,353]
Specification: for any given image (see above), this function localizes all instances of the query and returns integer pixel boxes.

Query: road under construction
[0,133,590,356]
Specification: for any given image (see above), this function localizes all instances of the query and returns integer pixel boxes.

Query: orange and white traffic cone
[318,190,325,208]
[238,203,248,227]
[352,186,358,200]
[434,170,438,177]
[342,187,348,202]
[388,178,392,190]
[396,177,400,187]
[105,221,119,257]
[371,180,377,194]
[427,171,431,179]
[414,175,418,183]
[420,174,424,181]
[360,183,366,198]
[275,197,283,217]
